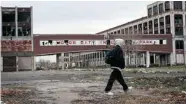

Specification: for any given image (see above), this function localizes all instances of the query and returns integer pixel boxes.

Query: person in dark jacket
[105,39,128,96]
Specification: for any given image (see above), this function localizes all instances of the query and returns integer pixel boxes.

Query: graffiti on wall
[1,40,32,52]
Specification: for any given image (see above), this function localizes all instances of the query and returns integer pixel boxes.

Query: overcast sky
[2,1,154,34]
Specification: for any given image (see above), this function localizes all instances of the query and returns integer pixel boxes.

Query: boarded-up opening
[3,56,16,72]
[18,57,32,71]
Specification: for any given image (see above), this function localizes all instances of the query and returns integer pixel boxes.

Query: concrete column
[170,1,174,10]
[183,14,186,65]
[143,53,145,66]
[183,1,185,11]
[141,23,144,34]
[147,21,149,34]
[32,56,36,71]
[16,56,19,72]
[15,6,18,38]
[164,16,166,34]
[184,40,186,65]
[61,53,64,70]
[152,19,154,34]
[158,17,160,34]
[0,57,3,72]
[146,51,150,68]
[154,53,156,64]
[56,54,59,70]
[170,13,176,65]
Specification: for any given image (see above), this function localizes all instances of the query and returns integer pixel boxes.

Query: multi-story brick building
[97,1,186,66]
[0,6,34,71]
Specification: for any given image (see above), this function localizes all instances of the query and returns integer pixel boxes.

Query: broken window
[2,8,15,22]
[2,26,16,36]
[159,17,164,34]
[143,22,148,34]
[174,1,182,10]
[154,19,158,34]
[174,14,183,36]
[159,40,163,44]
[149,20,153,34]
[117,30,120,34]
[18,8,31,36]
[125,28,129,35]
[148,8,152,17]
[165,1,170,11]
[174,14,183,25]
[159,3,164,14]
[165,15,170,26]
[153,5,158,15]
[176,40,184,49]
[165,15,171,34]
[166,28,171,34]
[125,40,132,45]
[175,27,183,36]
[129,27,133,34]
[138,24,142,34]
[2,8,16,37]
[18,26,31,36]
[121,29,124,34]
[134,25,137,34]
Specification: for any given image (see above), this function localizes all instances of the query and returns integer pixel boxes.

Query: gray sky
[2,1,154,34]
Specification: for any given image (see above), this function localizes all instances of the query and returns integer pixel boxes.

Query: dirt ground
[1,68,186,104]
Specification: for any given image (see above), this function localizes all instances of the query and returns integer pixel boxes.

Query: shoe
[123,88,129,93]
[105,91,114,96]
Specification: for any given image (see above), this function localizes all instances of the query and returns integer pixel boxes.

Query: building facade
[0,6,34,72]
[97,1,186,66]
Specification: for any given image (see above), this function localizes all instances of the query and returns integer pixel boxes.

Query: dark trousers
[105,68,128,92]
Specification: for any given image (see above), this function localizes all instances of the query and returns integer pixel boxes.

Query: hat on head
[115,38,124,46]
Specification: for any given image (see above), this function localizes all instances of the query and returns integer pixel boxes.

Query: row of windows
[108,14,185,35]
[148,1,186,17]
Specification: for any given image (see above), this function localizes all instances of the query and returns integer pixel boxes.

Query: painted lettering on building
[40,40,115,46]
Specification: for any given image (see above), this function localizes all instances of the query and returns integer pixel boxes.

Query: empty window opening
[121,29,124,34]
[148,8,152,17]
[165,15,171,29]
[166,28,171,34]
[125,28,129,35]
[134,25,137,34]
[143,22,148,34]
[176,40,184,49]
[138,24,142,34]
[174,14,183,25]
[153,5,158,15]
[159,17,164,34]
[149,20,153,34]
[2,8,15,22]
[159,3,164,14]
[165,1,170,11]
[154,19,159,34]
[175,27,183,36]
[2,26,15,36]
[159,40,163,44]
[174,1,182,10]
[18,26,31,36]
[18,9,31,22]
[129,27,133,34]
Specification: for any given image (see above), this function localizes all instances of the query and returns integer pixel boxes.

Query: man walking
[105,39,128,95]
